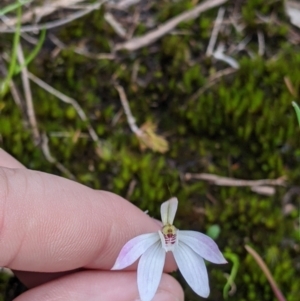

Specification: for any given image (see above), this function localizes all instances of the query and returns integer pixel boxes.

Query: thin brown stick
[126,179,137,200]
[115,84,143,136]
[185,172,286,187]
[245,245,287,301]
[114,0,228,51]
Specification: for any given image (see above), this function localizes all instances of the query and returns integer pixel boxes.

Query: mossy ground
[0,0,300,300]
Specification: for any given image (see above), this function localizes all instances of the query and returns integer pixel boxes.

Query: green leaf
[292,101,300,127]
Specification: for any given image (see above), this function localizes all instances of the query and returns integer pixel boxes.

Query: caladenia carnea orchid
[112,197,227,301]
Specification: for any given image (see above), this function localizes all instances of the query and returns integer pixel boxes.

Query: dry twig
[115,84,169,153]
[257,30,265,56]
[185,172,286,187]
[114,0,228,51]
[16,44,40,144]
[115,84,143,136]
[104,12,127,38]
[0,1,105,33]
[245,245,287,301]
[206,7,226,56]
[213,43,239,68]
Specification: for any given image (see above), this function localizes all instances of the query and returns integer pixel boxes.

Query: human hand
[0,149,184,301]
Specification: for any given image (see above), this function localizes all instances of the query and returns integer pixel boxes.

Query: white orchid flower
[112,197,227,301]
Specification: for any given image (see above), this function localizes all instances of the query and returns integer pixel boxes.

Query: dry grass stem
[245,245,287,301]
[16,44,40,143]
[27,72,102,150]
[213,43,239,68]
[115,84,143,136]
[9,79,23,109]
[0,0,85,30]
[206,7,226,56]
[41,133,76,179]
[14,46,75,177]
[115,84,169,153]
[0,1,105,33]
[257,30,265,56]
[126,179,137,200]
[114,0,228,51]
[284,76,297,97]
[104,12,127,38]
[185,172,286,187]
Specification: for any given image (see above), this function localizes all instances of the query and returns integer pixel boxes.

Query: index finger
[0,167,172,273]
[0,148,25,168]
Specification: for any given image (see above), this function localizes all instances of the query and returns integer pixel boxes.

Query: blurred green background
[0,0,300,300]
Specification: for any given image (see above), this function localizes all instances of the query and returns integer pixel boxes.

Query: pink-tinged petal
[173,242,210,298]
[111,233,159,270]
[160,197,178,225]
[138,241,166,301]
[178,230,227,264]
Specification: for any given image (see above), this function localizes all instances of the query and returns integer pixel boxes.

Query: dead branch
[114,0,228,52]
[185,172,286,187]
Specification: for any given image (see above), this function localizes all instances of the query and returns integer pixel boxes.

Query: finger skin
[0,148,177,295]
[0,167,174,271]
[13,271,184,301]
[0,148,25,168]
[12,270,81,288]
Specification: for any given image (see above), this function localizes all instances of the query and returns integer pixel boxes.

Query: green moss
[1,0,299,299]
